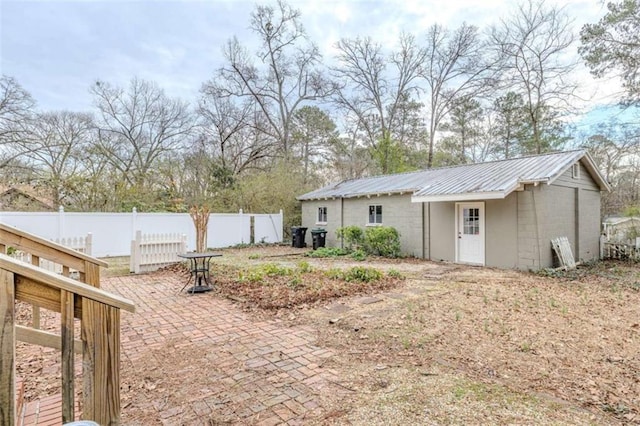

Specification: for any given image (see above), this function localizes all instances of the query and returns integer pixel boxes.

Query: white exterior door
[456,202,485,265]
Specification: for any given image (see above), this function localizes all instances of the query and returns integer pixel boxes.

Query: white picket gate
[130,231,187,274]
[10,233,92,276]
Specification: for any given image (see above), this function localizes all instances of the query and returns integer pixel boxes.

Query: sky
[0,0,626,125]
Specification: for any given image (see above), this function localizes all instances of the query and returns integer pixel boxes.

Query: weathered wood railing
[0,223,135,425]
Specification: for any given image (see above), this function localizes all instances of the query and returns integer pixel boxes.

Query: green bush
[343,266,383,283]
[260,263,293,276]
[306,247,348,257]
[324,268,344,279]
[296,260,312,273]
[387,269,405,279]
[336,226,364,250]
[350,249,367,261]
[364,226,401,258]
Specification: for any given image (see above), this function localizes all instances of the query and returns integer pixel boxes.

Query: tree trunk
[189,205,211,252]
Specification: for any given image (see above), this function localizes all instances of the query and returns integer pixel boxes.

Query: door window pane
[463,208,479,235]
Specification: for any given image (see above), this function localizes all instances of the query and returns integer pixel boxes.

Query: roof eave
[411,191,508,203]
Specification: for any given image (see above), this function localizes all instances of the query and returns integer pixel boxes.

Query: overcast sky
[0,0,622,120]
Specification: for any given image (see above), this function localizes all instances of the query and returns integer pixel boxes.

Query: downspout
[340,197,344,249]
[532,188,541,268]
[421,202,425,259]
[427,202,431,260]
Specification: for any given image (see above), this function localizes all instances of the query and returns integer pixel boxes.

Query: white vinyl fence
[130,231,187,273]
[0,207,283,257]
[10,233,92,276]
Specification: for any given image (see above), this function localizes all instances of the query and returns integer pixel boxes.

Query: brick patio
[104,272,344,425]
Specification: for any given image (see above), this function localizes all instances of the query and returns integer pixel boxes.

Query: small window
[368,205,382,224]
[572,163,580,179]
[463,208,480,235]
[317,207,327,223]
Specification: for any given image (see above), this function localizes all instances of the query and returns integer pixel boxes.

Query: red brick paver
[104,272,344,424]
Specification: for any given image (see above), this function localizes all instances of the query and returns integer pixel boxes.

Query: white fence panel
[0,208,283,256]
[254,213,283,243]
[130,231,187,273]
[0,212,59,240]
[208,213,251,248]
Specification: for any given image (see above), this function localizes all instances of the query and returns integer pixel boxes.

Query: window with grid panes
[368,205,382,224]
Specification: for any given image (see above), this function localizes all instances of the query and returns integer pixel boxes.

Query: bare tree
[422,23,495,168]
[490,0,578,154]
[91,78,194,191]
[332,33,425,173]
[197,90,275,177]
[24,111,93,206]
[580,122,640,215]
[208,0,331,156]
[0,75,36,169]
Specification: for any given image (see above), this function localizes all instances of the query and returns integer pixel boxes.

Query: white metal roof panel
[297,150,609,202]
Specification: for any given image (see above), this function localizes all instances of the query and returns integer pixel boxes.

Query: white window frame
[316,206,327,225]
[367,205,383,225]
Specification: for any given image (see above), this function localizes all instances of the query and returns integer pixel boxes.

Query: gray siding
[341,195,423,257]
[553,161,600,191]
[300,199,342,247]
[485,195,519,269]
[429,202,455,262]
[516,164,602,270]
[578,187,601,261]
[517,184,576,270]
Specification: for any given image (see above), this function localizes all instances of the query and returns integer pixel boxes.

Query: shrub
[238,269,265,283]
[350,249,367,261]
[343,266,383,283]
[260,263,293,276]
[387,268,405,279]
[297,260,312,273]
[364,226,401,258]
[336,225,364,250]
[306,247,348,258]
[324,268,344,279]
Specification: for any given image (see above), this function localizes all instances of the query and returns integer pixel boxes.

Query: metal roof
[297,150,610,202]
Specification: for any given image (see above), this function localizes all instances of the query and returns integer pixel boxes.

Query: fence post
[85,233,93,256]
[131,207,138,240]
[58,206,65,240]
[239,209,244,244]
[599,234,606,260]
[129,230,142,274]
[279,209,283,242]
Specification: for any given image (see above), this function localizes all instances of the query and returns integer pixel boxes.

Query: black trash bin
[291,226,308,248]
[311,228,327,250]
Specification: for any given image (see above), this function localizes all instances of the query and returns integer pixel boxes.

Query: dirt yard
[15,245,640,424]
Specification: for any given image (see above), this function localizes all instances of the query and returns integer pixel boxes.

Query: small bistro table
[177,252,222,294]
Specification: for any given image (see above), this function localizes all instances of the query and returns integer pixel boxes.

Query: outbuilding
[297,150,610,270]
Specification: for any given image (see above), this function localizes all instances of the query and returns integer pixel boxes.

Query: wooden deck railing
[0,224,135,425]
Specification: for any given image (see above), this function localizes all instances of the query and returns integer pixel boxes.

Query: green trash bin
[311,228,327,250]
